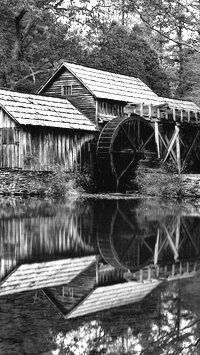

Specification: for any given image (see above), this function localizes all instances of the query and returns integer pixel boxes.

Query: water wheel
[97,114,157,191]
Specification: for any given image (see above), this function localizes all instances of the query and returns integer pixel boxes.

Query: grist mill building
[1,62,200,191]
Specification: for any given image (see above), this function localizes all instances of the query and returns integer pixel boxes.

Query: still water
[1,196,200,354]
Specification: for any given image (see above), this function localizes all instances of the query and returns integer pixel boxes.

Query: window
[2,128,15,144]
[61,85,72,97]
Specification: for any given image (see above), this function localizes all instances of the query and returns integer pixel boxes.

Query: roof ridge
[63,61,141,81]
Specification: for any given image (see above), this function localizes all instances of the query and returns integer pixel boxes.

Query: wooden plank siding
[41,68,97,124]
[97,99,125,122]
[0,123,96,170]
[0,211,96,281]
[0,109,20,168]
[0,89,98,171]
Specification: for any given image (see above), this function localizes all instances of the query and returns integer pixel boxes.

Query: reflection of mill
[97,202,200,276]
[1,199,200,320]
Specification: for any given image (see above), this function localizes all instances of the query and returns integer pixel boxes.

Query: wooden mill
[97,98,200,190]
[38,61,200,191]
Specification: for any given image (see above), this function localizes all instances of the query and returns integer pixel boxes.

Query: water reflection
[0,196,200,354]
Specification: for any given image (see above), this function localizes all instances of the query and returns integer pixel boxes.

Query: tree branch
[136,9,200,54]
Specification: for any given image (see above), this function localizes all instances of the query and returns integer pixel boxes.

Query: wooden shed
[0,89,97,170]
[38,62,158,127]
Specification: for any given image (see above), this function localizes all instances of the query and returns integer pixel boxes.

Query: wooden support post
[175,124,181,173]
[154,229,160,265]
[154,121,160,159]
[62,286,65,298]
[96,256,99,285]
[182,130,200,170]
[164,265,167,278]
[148,266,152,281]
[163,128,179,163]
[175,216,180,257]
[187,111,190,122]
[137,117,140,147]
[163,224,179,260]
[156,265,160,279]
[179,262,182,275]
[157,107,160,120]
[140,269,143,283]
[194,263,197,272]
[95,100,99,126]
[173,108,176,121]
[186,261,189,273]
[148,104,152,119]
[140,103,144,117]
[172,264,175,277]
[180,110,183,122]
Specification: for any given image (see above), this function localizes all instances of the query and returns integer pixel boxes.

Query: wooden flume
[97,100,200,190]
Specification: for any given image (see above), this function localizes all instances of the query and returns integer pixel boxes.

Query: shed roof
[0,256,97,295]
[0,89,97,131]
[39,62,159,103]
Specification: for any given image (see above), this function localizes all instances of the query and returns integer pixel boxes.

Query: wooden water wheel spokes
[97,114,157,191]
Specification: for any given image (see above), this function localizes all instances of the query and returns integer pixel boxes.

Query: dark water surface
[1,196,200,354]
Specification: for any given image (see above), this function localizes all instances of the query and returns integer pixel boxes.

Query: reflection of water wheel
[97,201,157,271]
[97,114,156,191]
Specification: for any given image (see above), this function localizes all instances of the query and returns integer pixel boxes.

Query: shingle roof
[0,89,97,131]
[66,280,160,319]
[0,256,97,295]
[39,62,159,103]
[160,97,200,112]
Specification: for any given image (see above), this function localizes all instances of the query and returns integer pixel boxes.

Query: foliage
[47,165,96,197]
[80,22,170,96]
[0,0,85,91]
[135,168,183,198]
[0,0,200,101]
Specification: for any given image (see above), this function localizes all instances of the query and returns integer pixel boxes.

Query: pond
[0,196,200,355]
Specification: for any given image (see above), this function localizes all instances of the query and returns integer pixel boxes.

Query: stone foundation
[181,174,200,197]
[1,168,200,197]
[0,169,53,196]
